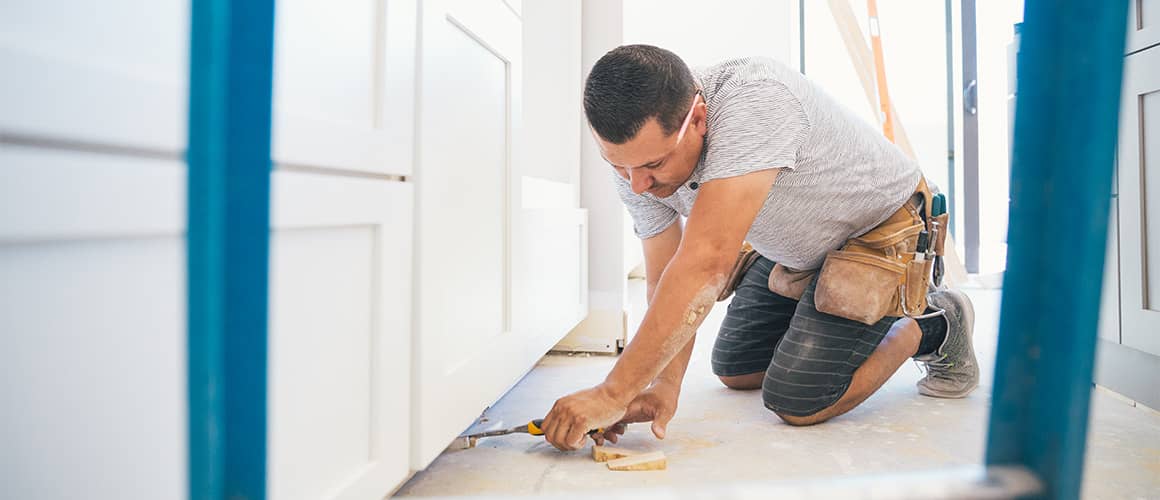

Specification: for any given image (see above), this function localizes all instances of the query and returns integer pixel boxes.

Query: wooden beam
[825,0,917,160]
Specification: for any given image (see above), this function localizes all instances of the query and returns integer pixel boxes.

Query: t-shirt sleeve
[700,80,811,182]
[611,172,680,240]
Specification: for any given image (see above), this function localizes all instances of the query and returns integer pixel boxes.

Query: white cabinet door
[1118,47,1160,356]
[1127,0,1160,54]
[0,1,188,496]
[267,172,412,500]
[1098,197,1121,343]
[0,0,187,153]
[412,0,528,468]
[0,146,187,500]
[413,0,590,468]
[272,0,416,176]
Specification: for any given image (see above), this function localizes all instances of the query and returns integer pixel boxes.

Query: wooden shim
[592,445,638,463]
[606,451,667,471]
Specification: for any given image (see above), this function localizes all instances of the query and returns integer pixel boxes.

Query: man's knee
[763,390,833,426]
[771,408,828,426]
[717,372,764,390]
[762,362,841,425]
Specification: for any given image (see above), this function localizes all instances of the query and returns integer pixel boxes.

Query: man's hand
[541,384,628,451]
[593,383,680,445]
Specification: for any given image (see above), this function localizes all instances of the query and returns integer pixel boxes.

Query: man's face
[595,93,706,199]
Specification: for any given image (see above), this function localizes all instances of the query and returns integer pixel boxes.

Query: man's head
[584,45,706,198]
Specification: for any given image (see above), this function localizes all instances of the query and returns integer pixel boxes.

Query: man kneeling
[539,45,977,450]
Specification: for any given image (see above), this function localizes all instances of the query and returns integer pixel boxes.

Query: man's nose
[628,169,652,195]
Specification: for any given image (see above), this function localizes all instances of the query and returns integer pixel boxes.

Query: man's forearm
[654,332,695,390]
[646,282,696,391]
[602,251,726,403]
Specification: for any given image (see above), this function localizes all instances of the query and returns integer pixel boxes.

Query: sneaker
[914,287,979,398]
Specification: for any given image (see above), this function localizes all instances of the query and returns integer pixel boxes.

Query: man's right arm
[596,220,691,442]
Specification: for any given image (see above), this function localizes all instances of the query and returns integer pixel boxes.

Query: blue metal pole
[187,0,276,498]
[984,2,1128,499]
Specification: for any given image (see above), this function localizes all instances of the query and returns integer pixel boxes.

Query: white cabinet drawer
[0,0,187,153]
[271,0,416,176]
[268,171,412,499]
[0,145,187,500]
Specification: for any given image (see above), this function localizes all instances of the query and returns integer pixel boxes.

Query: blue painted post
[984,2,1128,499]
[187,0,276,498]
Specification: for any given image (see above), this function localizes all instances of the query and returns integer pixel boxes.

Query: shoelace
[913,355,954,376]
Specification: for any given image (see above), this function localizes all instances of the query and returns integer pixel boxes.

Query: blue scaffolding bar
[985,2,1128,500]
[187,0,276,498]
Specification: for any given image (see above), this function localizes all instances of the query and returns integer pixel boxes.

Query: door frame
[186,0,276,498]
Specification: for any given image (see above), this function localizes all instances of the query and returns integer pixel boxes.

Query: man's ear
[693,100,708,136]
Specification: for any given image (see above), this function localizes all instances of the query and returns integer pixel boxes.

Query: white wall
[975,1,1023,273]
[623,0,798,69]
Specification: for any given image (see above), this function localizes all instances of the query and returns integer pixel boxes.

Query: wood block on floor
[605,451,667,471]
[591,445,638,463]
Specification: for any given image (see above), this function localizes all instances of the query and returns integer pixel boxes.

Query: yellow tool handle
[528,419,601,436]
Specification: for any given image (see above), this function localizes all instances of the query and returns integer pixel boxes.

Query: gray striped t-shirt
[614,56,922,270]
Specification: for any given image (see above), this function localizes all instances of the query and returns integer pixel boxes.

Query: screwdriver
[452,419,604,449]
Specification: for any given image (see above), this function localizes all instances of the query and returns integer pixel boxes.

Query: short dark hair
[584,44,697,144]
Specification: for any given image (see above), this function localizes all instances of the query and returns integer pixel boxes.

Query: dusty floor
[397,286,1160,499]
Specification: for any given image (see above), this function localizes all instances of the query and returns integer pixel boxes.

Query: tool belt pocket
[716,242,761,302]
[812,188,935,325]
[768,263,816,300]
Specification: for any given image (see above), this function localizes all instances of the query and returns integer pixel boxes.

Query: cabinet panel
[269,228,375,500]
[413,0,529,469]
[0,146,185,500]
[1118,47,1160,356]
[0,0,187,152]
[1128,0,1160,54]
[1099,198,1121,343]
[272,0,416,176]
[521,0,582,186]
[1145,91,1160,315]
[268,172,412,500]
[419,14,509,368]
[512,208,588,340]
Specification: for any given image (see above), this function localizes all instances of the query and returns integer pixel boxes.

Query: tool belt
[717,178,950,326]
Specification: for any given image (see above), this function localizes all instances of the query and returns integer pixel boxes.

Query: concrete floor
[397,287,1160,499]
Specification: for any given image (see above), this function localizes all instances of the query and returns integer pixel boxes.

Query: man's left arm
[541,168,780,450]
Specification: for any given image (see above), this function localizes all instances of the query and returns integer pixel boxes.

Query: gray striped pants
[711,256,908,417]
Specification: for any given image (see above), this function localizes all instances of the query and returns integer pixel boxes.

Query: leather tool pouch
[780,178,940,325]
[716,242,761,302]
[768,264,816,301]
